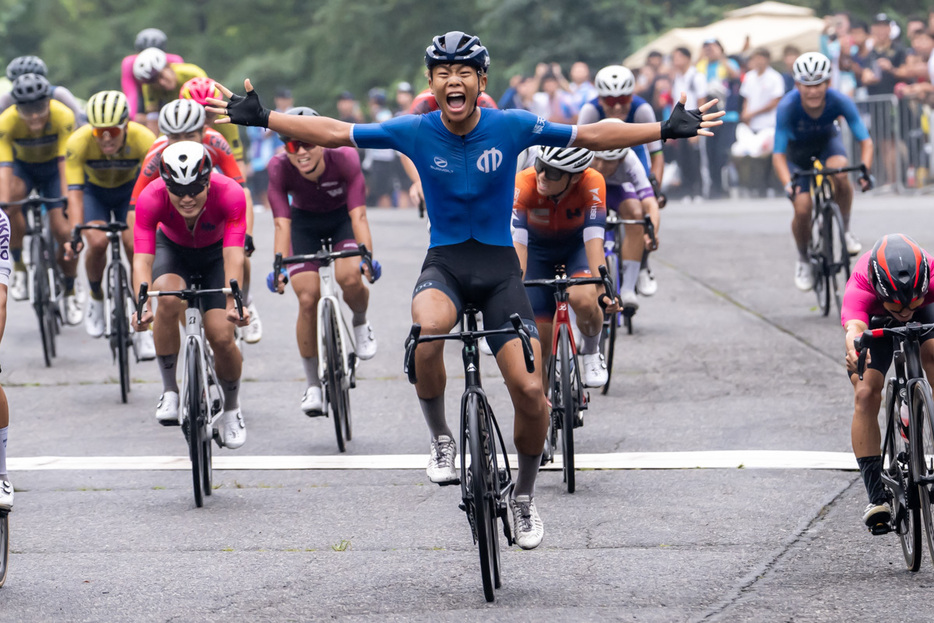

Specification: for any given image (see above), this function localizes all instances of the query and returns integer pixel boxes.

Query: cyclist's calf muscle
[496,337,548,455]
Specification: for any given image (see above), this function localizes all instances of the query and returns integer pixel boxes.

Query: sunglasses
[285,140,316,154]
[92,126,125,140]
[16,101,49,117]
[534,158,568,182]
[166,180,208,198]
[883,298,926,314]
[601,95,632,108]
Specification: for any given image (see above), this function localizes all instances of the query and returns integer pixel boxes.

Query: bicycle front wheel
[32,240,54,367]
[186,341,206,508]
[557,325,576,493]
[809,207,831,316]
[466,392,497,602]
[322,299,347,453]
[112,263,131,403]
[600,253,619,395]
[0,511,8,587]
[826,201,850,317]
[912,381,934,568]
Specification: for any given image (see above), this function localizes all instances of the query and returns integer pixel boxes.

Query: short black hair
[647,50,662,59]
[850,19,869,32]
[673,47,691,59]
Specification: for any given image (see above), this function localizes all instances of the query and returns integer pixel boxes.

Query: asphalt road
[2,194,933,622]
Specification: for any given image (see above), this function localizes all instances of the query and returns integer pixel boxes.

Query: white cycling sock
[622,260,640,293]
[0,426,8,480]
[578,329,601,355]
[513,452,542,498]
[302,357,321,387]
[157,354,179,393]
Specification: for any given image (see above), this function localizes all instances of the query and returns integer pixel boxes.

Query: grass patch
[331,539,352,552]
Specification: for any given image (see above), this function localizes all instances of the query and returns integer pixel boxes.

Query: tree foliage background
[0,0,928,116]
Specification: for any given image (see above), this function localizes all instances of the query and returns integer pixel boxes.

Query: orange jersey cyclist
[208,30,723,550]
[512,146,613,388]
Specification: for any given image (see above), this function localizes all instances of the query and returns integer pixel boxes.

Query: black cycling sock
[64,277,75,292]
[157,354,180,394]
[419,396,451,439]
[11,249,21,263]
[857,455,887,505]
[513,452,542,498]
[89,281,103,300]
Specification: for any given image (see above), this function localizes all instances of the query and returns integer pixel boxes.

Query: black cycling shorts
[288,207,357,275]
[856,306,934,377]
[413,239,539,355]
[152,230,226,311]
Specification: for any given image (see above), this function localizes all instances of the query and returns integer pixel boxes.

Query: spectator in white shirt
[733,48,786,158]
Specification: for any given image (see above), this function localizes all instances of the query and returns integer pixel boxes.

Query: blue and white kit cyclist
[772,52,874,292]
[207,30,722,551]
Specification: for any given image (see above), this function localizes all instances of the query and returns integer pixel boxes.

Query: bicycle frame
[179,305,224,433]
[23,199,62,313]
[315,258,356,389]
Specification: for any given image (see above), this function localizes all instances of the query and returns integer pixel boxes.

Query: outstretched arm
[208,80,354,148]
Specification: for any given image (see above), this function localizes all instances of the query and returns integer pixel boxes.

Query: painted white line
[8,450,858,471]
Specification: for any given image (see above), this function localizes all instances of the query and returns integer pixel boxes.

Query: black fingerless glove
[226,89,271,128]
[660,101,704,141]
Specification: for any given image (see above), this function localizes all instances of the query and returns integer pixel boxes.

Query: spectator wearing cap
[669,46,706,202]
[245,86,292,210]
[697,38,741,199]
[336,91,364,123]
[394,82,413,117]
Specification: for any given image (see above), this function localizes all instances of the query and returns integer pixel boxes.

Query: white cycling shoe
[636,268,657,296]
[0,479,13,511]
[10,270,27,301]
[219,406,246,449]
[508,495,544,550]
[580,352,608,387]
[84,298,105,338]
[620,290,639,311]
[354,322,377,360]
[301,386,325,417]
[64,293,83,325]
[427,435,458,484]
[155,391,180,426]
[133,330,157,361]
[794,260,815,291]
[845,231,862,256]
[242,301,262,344]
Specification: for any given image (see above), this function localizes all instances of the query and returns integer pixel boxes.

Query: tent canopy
[623,1,822,68]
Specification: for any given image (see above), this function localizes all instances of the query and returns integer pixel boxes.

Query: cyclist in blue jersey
[772,52,874,292]
[208,30,723,550]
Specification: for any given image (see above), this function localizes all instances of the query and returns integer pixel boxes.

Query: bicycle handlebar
[605,214,658,250]
[70,222,129,255]
[136,279,245,323]
[403,312,535,384]
[273,243,375,286]
[0,196,66,208]
[853,322,934,380]
[793,164,868,181]
[524,265,618,311]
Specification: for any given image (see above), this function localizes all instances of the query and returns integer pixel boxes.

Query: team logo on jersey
[0,218,9,261]
[533,116,546,135]
[476,148,503,173]
[589,188,601,205]
[327,189,343,197]
[431,156,452,173]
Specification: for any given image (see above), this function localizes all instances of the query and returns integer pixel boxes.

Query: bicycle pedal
[158,418,181,428]
[437,478,461,487]
[869,522,892,536]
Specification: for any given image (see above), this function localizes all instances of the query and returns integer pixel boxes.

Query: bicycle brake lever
[357,244,376,283]
[136,282,149,324]
[509,313,535,374]
[404,324,422,384]
[273,252,289,290]
[597,265,614,311]
[643,215,657,250]
[70,227,82,256]
[229,279,244,320]
[854,334,867,381]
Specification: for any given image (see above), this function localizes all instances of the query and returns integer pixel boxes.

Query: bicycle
[524,265,615,493]
[273,241,375,453]
[0,504,8,587]
[136,277,244,508]
[855,320,934,571]
[403,310,535,602]
[72,221,136,403]
[0,194,66,367]
[793,161,867,317]
[601,212,656,394]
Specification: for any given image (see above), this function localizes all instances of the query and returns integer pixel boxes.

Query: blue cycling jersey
[773,88,870,155]
[351,108,575,248]
[585,94,655,174]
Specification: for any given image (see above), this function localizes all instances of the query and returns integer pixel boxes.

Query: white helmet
[133,47,167,83]
[595,65,635,97]
[793,52,831,86]
[538,146,594,173]
[593,118,631,160]
[160,141,212,187]
[159,99,205,135]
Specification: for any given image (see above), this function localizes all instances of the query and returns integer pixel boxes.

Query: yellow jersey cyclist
[0,73,81,323]
[0,206,12,511]
[772,52,874,292]
[208,30,722,549]
[512,146,614,388]
[133,48,206,135]
[0,56,83,123]
[63,91,156,356]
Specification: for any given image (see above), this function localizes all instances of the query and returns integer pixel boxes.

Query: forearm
[642,198,660,233]
[859,139,874,171]
[584,238,606,278]
[58,160,68,199]
[265,112,354,148]
[0,167,11,203]
[514,242,528,277]
[223,247,245,288]
[772,153,791,187]
[650,152,664,185]
[273,217,291,258]
[844,319,868,352]
[573,119,662,151]
[67,189,84,228]
[349,207,373,252]
[132,253,154,295]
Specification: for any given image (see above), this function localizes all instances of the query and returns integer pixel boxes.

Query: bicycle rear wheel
[465,392,497,602]
[826,201,850,318]
[112,263,131,403]
[912,381,934,568]
[322,299,347,453]
[0,511,8,587]
[600,253,619,395]
[186,341,206,508]
[557,325,576,493]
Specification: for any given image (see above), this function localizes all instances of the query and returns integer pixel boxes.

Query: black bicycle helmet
[278,106,319,142]
[868,234,931,306]
[6,55,47,81]
[134,28,168,52]
[424,31,490,74]
[11,73,51,104]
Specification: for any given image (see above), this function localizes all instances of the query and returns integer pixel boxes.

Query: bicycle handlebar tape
[660,101,704,141]
[404,324,422,385]
[226,88,271,128]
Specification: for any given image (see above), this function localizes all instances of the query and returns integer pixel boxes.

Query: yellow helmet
[86,90,129,127]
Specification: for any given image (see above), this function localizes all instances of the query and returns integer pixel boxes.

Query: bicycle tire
[32,239,53,367]
[322,299,346,453]
[202,432,213,497]
[0,511,8,587]
[809,207,831,317]
[341,369,353,442]
[113,263,131,403]
[186,341,206,508]
[466,392,497,602]
[912,381,934,568]
[600,253,619,395]
[826,201,850,318]
[558,325,576,493]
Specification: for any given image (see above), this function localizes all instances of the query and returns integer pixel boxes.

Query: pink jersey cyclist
[842,252,934,328]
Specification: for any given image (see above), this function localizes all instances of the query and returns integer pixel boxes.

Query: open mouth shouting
[446,92,468,114]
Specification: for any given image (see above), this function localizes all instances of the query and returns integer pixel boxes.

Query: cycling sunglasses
[284,139,316,154]
[166,179,208,198]
[534,158,568,181]
[92,126,124,140]
[15,100,49,117]
[883,298,926,314]
[601,95,632,108]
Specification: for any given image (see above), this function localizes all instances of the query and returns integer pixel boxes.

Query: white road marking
[8,450,857,471]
